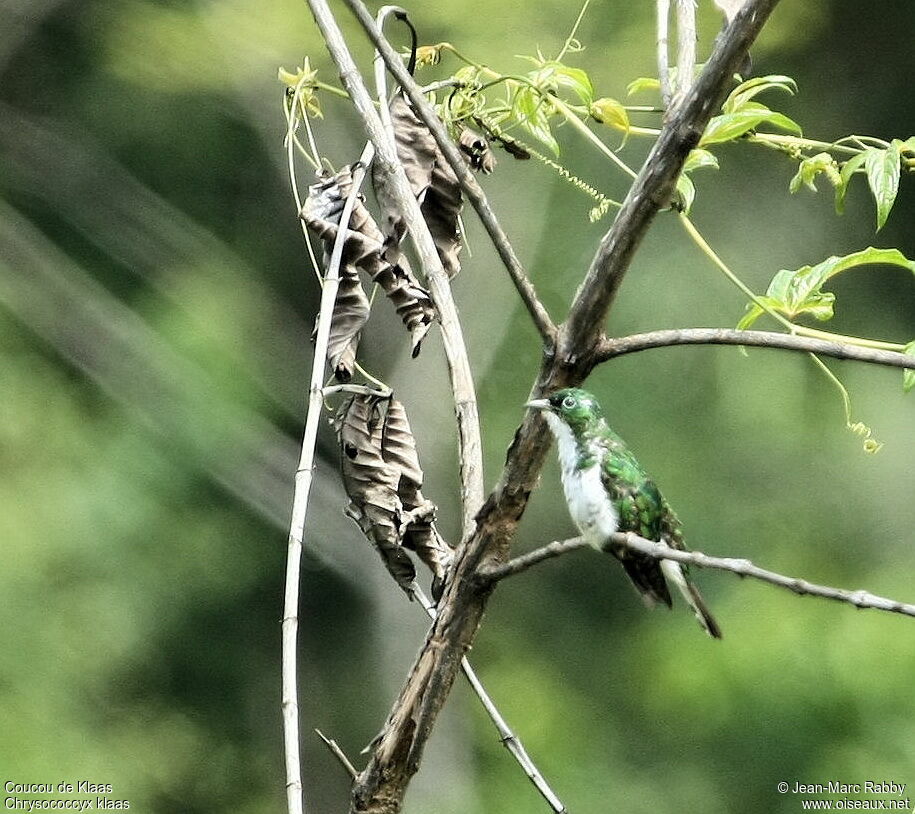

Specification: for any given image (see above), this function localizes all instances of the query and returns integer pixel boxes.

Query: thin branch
[316,729,360,780]
[342,0,558,347]
[305,0,485,539]
[482,533,915,619]
[595,328,915,371]
[414,589,568,814]
[478,538,587,582]
[283,145,374,814]
[657,0,672,108]
[673,0,697,107]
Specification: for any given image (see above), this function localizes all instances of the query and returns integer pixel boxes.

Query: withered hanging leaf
[382,399,453,597]
[422,159,464,279]
[303,165,435,360]
[302,170,370,381]
[375,92,465,278]
[458,126,496,174]
[336,394,453,597]
[374,93,438,255]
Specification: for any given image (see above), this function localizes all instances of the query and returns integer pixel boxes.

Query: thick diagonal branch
[334,2,782,812]
[481,533,915,619]
[596,328,915,370]
[343,0,557,346]
[306,0,484,538]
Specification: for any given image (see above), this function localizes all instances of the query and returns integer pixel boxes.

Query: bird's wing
[600,455,672,607]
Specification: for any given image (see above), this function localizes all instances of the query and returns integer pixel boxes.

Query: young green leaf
[683,148,719,173]
[863,141,901,230]
[789,152,839,194]
[589,97,630,133]
[834,152,866,214]
[626,76,660,96]
[737,247,915,329]
[903,341,915,393]
[722,74,797,114]
[700,104,801,146]
[675,174,696,215]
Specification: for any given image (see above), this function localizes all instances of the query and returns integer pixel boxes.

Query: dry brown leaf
[303,165,435,363]
[374,93,438,256]
[336,393,453,597]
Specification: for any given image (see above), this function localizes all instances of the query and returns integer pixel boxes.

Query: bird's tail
[660,560,722,639]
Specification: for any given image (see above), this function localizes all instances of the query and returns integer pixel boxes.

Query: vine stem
[282,143,374,814]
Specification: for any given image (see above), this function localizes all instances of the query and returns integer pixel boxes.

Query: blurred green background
[1,0,913,812]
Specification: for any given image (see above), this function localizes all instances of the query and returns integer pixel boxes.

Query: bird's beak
[525,398,550,411]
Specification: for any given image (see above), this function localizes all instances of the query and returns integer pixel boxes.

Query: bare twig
[595,328,915,371]
[343,0,558,347]
[673,0,697,107]
[657,0,672,107]
[305,0,485,538]
[478,538,587,582]
[414,589,568,813]
[316,729,360,780]
[481,533,915,619]
[283,145,373,814]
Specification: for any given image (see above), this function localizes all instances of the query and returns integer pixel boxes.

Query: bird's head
[526,387,604,435]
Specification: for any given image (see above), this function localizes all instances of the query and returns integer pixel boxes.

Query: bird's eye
[561,396,576,409]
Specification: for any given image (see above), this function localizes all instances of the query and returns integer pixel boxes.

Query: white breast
[544,412,619,548]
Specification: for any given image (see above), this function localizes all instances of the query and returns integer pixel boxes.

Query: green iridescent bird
[527,387,722,638]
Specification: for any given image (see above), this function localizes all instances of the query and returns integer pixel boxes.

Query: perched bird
[527,387,722,638]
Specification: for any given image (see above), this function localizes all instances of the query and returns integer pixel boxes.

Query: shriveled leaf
[381,399,453,590]
[374,93,438,253]
[422,159,464,278]
[458,127,496,174]
[863,142,901,230]
[301,170,371,380]
[336,394,453,596]
[903,341,915,394]
[304,166,435,360]
[589,97,630,133]
[337,394,415,594]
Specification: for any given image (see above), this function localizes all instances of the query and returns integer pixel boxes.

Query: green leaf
[627,77,660,96]
[700,104,801,146]
[675,174,696,215]
[903,341,915,393]
[683,148,719,173]
[736,297,783,330]
[768,247,915,321]
[789,152,839,194]
[738,247,915,329]
[512,86,560,155]
[863,142,901,230]
[589,97,629,132]
[834,152,866,214]
[723,74,797,114]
